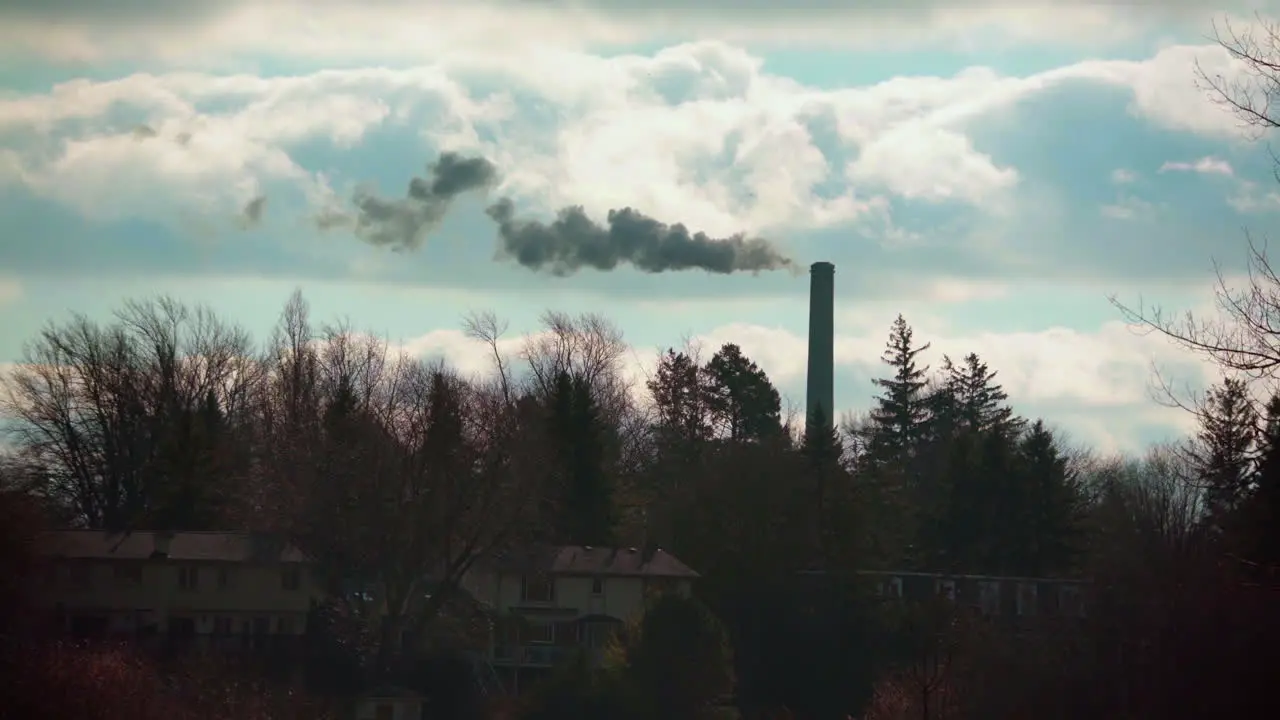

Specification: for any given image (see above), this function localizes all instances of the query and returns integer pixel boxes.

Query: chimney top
[810,261,835,275]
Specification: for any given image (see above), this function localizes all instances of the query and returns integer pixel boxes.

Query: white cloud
[0,0,1263,65]
[1111,168,1138,184]
[383,309,1215,453]
[0,39,1259,238]
[1228,178,1280,212]
[847,124,1018,203]
[1101,194,1156,220]
[1159,156,1235,175]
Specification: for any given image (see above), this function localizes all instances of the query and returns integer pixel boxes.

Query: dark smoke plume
[239,194,267,228]
[485,198,795,275]
[327,152,499,251]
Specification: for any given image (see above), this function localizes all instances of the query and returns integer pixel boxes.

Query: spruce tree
[951,352,1022,436]
[549,370,615,546]
[1241,393,1280,570]
[1015,420,1079,577]
[1193,378,1257,534]
[866,315,932,466]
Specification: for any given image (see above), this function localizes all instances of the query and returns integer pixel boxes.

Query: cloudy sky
[1,0,1275,454]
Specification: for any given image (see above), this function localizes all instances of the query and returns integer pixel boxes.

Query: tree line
[3,287,1253,719]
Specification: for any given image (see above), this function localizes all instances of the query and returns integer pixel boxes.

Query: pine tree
[866,315,932,467]
[702,343,784,445]
[1014,420,1080,577]
[950,353,1022,436]
[549,370,616,546]
[1193,378,1257,534]
[977,427,1020,575]
[1240,393,1280,570]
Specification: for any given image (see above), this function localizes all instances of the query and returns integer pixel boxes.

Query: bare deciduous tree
[1113,16,1280,397]
[1,298,253,530]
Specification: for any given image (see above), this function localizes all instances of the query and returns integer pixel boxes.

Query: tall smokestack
[806,261,835,431]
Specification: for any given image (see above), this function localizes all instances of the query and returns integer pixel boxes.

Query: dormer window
[521,573,554,603]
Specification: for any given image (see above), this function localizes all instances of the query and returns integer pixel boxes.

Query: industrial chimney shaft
[806,261,835,431]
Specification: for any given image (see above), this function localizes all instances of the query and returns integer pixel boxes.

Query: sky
[2,0,1277,455]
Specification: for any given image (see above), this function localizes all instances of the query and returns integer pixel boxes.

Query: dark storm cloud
[322,152,499,251]
[485,198,796,275]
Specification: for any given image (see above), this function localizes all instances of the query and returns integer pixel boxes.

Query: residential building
[850,569,1090,620]
[461,544,698,691]
[34,530,322,658]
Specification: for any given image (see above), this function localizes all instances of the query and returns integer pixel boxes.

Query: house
[849,569,1090,620]
[461,544,699,691]
[33,530,322,658]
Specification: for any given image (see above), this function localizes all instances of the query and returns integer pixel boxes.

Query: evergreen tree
[950,353,1022,436]
[1014,420,1080,577]
[612,593,735,720]
[801,406,848,566]
[702,344,783,445]
[1240,393,1280,570]
[1193,378,1257,534]
[866,315,932,467]
[976,427,1020,575]
[549,370,616,546]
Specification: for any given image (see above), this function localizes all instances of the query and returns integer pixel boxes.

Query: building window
[212,617,232,636]
[591,576,604,596]
[281,567,300,591]
[527,621,555,645]
[114,564,142,584]
[217,567,230,589]
[978,581,1001,616]
[935,578,956,602]
[1016,583,1037,616]
[876,576,903,599]
[168,616,196,637]
[178,566,199,591]
[375,704,393,720]
[521,574,554,603]
[276,617,291,635]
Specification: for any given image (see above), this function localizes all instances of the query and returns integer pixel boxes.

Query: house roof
[36,530,309,564]
[486,545,699,579]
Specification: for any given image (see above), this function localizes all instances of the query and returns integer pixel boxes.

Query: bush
[0,641,336,720]
[610,593,736,720]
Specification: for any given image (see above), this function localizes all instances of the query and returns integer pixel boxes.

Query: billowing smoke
[321,152,499,251]
[239,194,267,228]
[485,198,795,275]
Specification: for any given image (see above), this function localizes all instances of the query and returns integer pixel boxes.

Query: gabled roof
[36,530,309,564]
[485,544,699,579]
